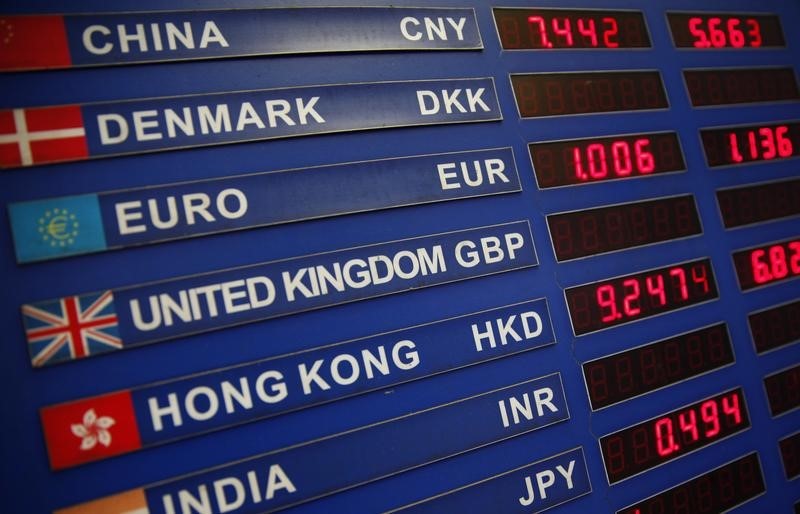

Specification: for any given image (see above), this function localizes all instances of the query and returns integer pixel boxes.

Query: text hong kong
[21,222,536,367]
[39,299,553,469]
[56,374,567,514]
[0,78,499,168]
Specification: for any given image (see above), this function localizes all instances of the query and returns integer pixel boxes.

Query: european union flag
[9,193,107,263]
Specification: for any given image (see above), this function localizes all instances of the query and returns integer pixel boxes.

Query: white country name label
[0,78,500,168]
[55,373,567,514]
[0,8,482,71]
[21,221,537,367]
[40,298,554,470]
[8,148,520,263]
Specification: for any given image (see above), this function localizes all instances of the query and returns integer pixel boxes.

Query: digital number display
[511,71,668,118]
[667,12,785,48]
[583,324,733,410]
[548,195,701,262]
[717,178,800,228]
[701,121,799,168]
[600,388,750,484]
[764,365,800,417]
[566,259,718,336]
[732,237,800,291]
[749,300,800,354]
[684,67,799,107]
[530,132,685,188]
[617,453,765,514]
[780,432,800,479]
[493,8,650,49]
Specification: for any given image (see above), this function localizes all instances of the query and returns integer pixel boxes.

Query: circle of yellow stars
[0,20,13,45]
[38,208,79,247]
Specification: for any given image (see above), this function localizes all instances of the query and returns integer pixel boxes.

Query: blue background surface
[1,0,799,512]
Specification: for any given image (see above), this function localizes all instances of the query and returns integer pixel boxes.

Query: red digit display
[701,121,799,167]
[749,300,800,354]
[684,67,799,107]
[600,388,750,484]
[764,365,800,417]
[717,178,800,228]
[566,259,718,336]
[493,8,650,49]
[583,324,733,410]
[617,453,765,514]
[511,71,667,118]
[732,237,800,290]
[548,195,701,262]
[780,432,800,480]
[667,12,785,48]
[530,132,685,188]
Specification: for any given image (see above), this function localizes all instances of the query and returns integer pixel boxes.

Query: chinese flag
[0,15,72,70]
[40,390,143,470]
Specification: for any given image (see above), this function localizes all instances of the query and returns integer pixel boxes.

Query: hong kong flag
[0,16,72,70]
[40,390,143,470]
[0,105,89,168]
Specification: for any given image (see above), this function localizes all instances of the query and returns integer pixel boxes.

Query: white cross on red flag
[0,105,89,168]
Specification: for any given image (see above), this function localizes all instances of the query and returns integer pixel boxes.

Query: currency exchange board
[0,1,798,513]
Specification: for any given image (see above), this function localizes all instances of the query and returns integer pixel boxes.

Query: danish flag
[0,105,89,168]
[23,291,122,367]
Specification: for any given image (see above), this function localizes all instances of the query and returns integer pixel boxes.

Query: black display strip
[667,12,785,48]
[547,194,702,262]
[530,131,685,189]
[779,431,800,480]
[493,8,650,49]
[732,236,800,291]
[749,299,800,354]
[510,71,667,118]
[616,452,765,514]
[717,178,800,229]
[583,323,734,410]
[764,364,800,417]
[684,67,799,107]
[700,120,799,168]
[600,388,751,484]
[566,258,719,337]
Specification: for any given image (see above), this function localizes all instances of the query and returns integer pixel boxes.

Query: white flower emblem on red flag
[70,408,115,451]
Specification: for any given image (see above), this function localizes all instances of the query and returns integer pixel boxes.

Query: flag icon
[54,489,149,514]
[40,391,143,470]
[22,291,122,367]
[0,15,71,70]
[0,105,89,168]
[8,194,108,263]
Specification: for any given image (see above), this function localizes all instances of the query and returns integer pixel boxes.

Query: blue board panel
[1,1,799,514]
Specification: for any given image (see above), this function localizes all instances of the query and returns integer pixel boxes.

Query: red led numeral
[750,242,800,284]
[593,263,709,326]
[577,18,598,46]
[653,392,743,457]
[526,15,620,48]
[728,125,793,163]
[573,139,654,181]
[602,17,619,48]
[688,17,761,48]
[602,389,749,484]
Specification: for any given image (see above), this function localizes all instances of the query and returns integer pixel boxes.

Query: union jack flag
[22,291,121,367]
